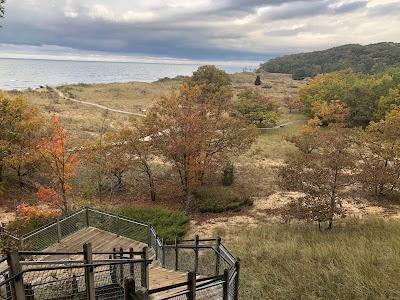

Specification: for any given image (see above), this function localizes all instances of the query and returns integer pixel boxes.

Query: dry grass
[224,218,400,300]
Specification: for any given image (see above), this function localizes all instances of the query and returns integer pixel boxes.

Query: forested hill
[259,42,400,80]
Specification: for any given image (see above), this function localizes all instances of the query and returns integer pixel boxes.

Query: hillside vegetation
[228,218,400,300]
[259,42,400,79]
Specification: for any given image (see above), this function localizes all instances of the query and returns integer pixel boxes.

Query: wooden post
[222,269,229,300]
[124,278,135,300]
[194,235,199,274]
[83,243,95,300]
[7,250,25,300]
[174,236,179,271]
[234,259,240,300]
[85,208,90,227]
[187,272,196,300]
[57,217,62,242]
[119,247,124,284]
[215,236,221,276]
[129,247,135,277]
[141,247,149,289]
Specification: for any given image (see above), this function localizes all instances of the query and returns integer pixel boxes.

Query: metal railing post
[155,235,158,260]
[194,235,199,274]
[215,236,221,276]
[85,207,90,227]
[57,217,62,242]
[117,217,121,237]
[175,236,179,271]
[187,271,196,300]
[161,238,165,268]
[223,269,229,300]
[147,225,151,247]
[83,243,95,300]
[234,259,241,300]
[19,237,24,250]
[7,250,26,300]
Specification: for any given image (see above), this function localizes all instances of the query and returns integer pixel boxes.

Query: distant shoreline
[0,56,261,68]
[0,58,257,90]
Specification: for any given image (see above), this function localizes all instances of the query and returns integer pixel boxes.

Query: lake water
[0,58,256,90]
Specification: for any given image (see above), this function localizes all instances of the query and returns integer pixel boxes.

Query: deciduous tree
[280,124,355,229]
[0,92,44,185]
[112,122,157,201]
[358,109,400,196]
[37,116,78,213]
[145,68,257,208]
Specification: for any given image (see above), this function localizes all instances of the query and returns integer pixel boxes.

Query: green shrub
[7,215,58,236]
[222,163,235,186]
[117,207,190,242]
[192,186,253,213]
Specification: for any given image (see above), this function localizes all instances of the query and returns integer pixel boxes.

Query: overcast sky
[0,0,399,64]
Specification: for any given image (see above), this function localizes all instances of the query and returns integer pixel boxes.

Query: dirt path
[258,119,305,130]
[54,88,146,117]
[188,192,400,237]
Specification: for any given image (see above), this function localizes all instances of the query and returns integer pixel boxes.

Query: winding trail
[54,88,146,117]
[258,120,306,130]
[55,88,305,130]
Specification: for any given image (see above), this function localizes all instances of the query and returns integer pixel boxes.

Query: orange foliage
[36,116,78,213]
[16,204,58,219]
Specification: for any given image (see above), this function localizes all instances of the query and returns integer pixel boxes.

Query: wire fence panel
[158,290,189,300]
[23,267,87,300]
[59,210,87,240]
[22,223,59,251]
[196,282,224,300]
[87,209,149,244]
[0,271,13,300]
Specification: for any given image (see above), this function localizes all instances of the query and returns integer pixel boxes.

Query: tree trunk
[143,160,156,202]
[17,168,23,188]
[328,167,339,230]
[0,163,3,183]
[61,182,68,214]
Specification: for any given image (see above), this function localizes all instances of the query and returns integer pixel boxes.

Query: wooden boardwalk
[42,227,188,294]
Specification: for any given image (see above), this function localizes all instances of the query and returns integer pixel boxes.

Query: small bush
[222,163,235,186]
[117,207,190,242]
[192,186,253,213]
[7,215,58,236]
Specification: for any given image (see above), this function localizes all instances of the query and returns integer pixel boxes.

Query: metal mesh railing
[0,262,12,300]
[22,223,59,251]
[159,238,239,300]
[0,255,150,300]
[59,210,87,239]
[2,208,150,252]
[87,209,149,244]
[0,207,240,299]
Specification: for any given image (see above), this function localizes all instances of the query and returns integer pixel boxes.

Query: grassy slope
[226,218,400,300]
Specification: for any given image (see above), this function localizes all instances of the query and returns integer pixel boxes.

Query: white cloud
[1,0,399,60]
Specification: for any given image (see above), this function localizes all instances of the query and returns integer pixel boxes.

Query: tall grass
[227,218,400,299]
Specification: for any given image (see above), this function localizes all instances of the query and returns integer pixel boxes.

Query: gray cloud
[0,0,399,61]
